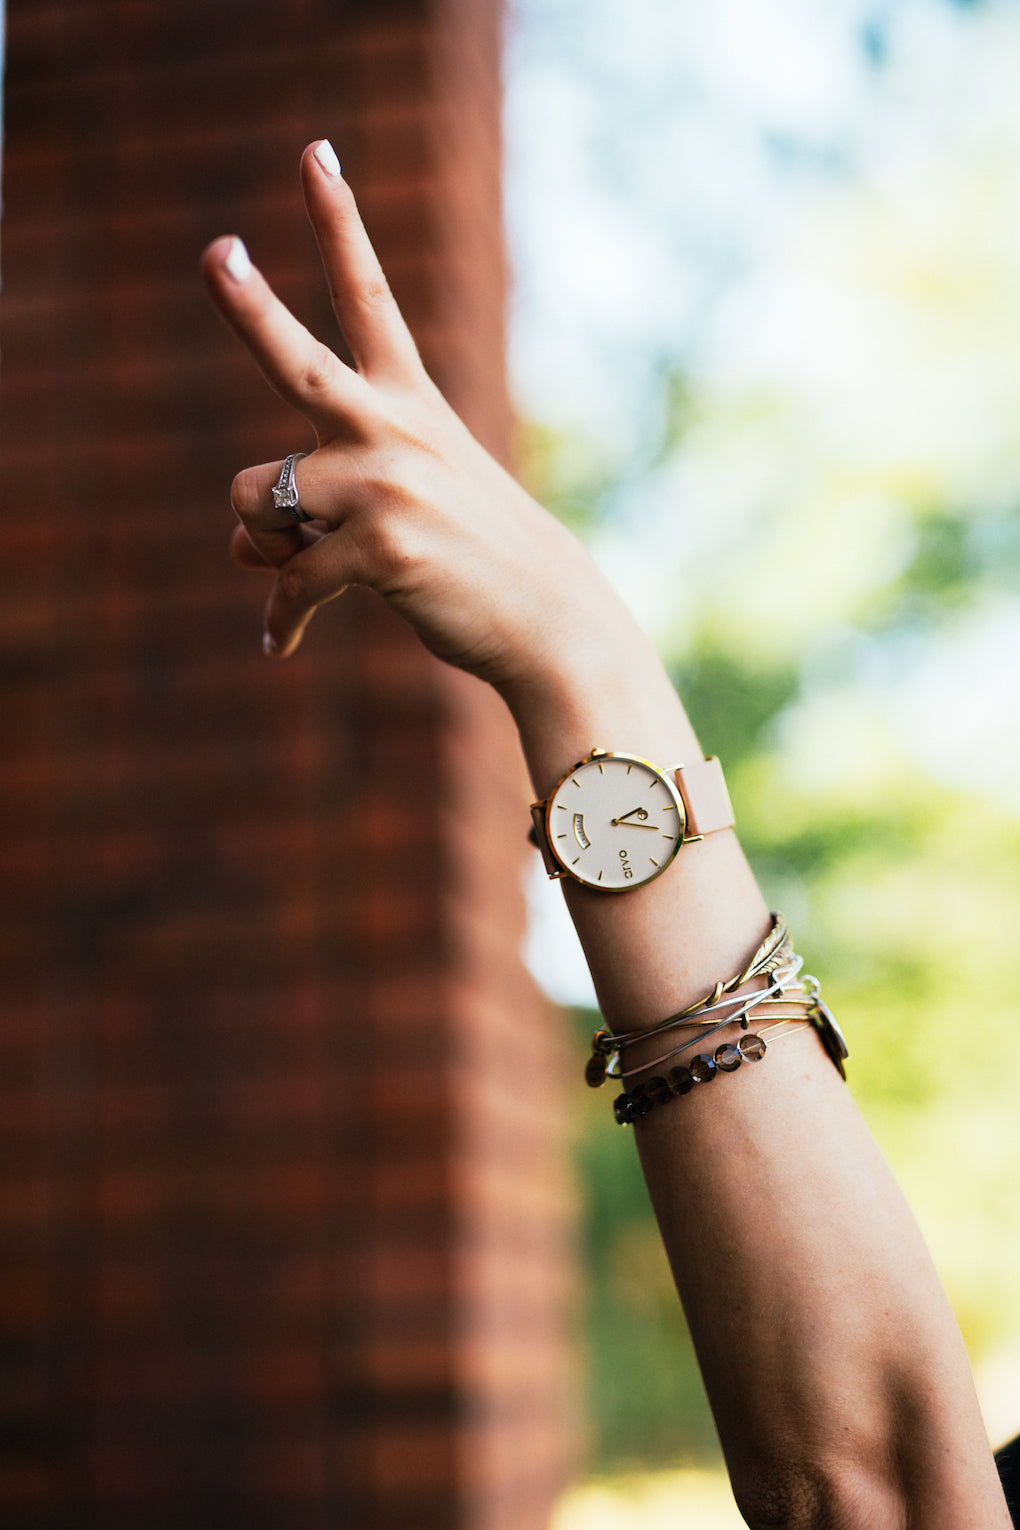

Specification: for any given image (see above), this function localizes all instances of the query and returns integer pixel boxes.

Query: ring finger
[231,451,335,566]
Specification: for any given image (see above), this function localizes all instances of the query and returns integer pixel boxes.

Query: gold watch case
[538,749,688,891]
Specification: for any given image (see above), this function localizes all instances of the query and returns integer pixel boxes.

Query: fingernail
[224,236,252,283]
[262,631,279,657]
[313,139,342,177]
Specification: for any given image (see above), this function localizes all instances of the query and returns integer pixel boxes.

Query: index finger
[201,235,371,434]
[300,141,424,384]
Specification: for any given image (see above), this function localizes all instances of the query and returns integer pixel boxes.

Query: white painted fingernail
[224,236,252,283]
[313,139,342,177]
[262,631,279,657]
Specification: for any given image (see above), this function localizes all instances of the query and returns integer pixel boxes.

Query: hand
[201,142,700,796]
[200,141,623,701]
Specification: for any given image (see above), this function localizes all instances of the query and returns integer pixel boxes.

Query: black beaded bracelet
[613,1028,783,1125]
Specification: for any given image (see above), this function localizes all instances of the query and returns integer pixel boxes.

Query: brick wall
[0,3,576,1526]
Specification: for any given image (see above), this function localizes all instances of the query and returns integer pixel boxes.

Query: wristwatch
[530,749,735,891]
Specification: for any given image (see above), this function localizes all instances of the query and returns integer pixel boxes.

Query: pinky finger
[261,525,367,657]
[231,521,324,571]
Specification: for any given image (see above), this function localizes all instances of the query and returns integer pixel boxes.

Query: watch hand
[611,807,649,825]
[612,821,658,830]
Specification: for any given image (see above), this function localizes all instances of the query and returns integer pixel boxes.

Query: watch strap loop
[673,756,734,838]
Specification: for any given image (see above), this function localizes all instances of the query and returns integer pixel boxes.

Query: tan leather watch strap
[529,801,560,875]
[672,756,735,838]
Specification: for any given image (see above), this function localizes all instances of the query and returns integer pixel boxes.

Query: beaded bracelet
[613,1020,808,1126]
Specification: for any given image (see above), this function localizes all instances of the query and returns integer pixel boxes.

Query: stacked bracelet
[585,913,795,1088]
[583,913,849,1125]
[608,959,807,1083]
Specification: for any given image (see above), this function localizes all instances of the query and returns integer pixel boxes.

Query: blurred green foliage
[569,1008,720,1465]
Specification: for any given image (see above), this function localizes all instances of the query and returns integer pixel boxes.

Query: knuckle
[299,342,339,399]
[230,466,263,521]
[358,511,416,584]
[278,563,306,605]
[358,270,395,317]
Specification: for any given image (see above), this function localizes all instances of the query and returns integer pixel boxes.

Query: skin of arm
[201,142,1011,1530]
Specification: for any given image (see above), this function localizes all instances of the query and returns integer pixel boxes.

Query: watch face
[545,753,687,890]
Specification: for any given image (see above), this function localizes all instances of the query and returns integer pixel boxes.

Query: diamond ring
[271,452,311,523]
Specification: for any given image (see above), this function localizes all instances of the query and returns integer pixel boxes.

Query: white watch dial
[545,753,686,890]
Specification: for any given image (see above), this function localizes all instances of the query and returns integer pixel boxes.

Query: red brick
[0,1,575,1526]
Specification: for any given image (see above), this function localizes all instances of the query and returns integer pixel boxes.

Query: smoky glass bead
[630,1086,654,1116]
[689,1053,717,1084]
[714,1043,742,1072]
[646,1075,672,1105]
[613,1093,634,1126]
[667,1065,694,1095]
[738,1033,767,1062]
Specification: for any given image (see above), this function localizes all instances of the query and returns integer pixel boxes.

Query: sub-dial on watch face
[546,754,686,890]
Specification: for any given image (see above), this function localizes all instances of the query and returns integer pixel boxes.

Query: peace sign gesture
[201,142,614,697]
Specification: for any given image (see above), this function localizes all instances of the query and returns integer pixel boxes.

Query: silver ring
[271,452,312,523]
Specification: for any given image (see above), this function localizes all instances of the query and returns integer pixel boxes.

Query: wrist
[502,637,701,801]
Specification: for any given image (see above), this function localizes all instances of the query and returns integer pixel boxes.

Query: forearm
[509,658,1009,1529]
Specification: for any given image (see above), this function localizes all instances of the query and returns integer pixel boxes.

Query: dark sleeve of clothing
[996,1433,1020,1525]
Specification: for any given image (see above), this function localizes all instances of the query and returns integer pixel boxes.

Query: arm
[202,142,1009,1530]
